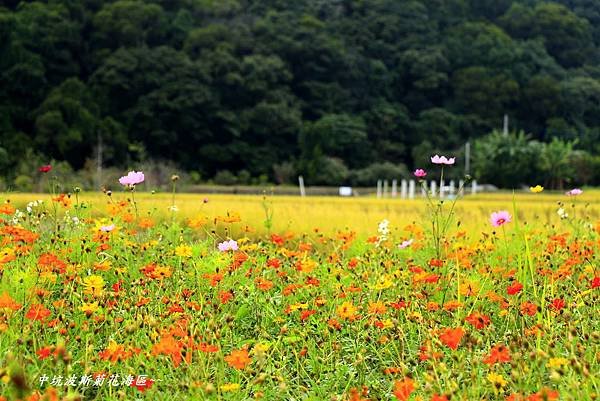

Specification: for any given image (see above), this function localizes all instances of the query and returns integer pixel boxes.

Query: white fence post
[472,180,478,195]
[408,180,415,199]
[391,179,397,198]
[377,180,382,198]
[430,181,437,197]
[298,176,306,197]
[400,179,408,199]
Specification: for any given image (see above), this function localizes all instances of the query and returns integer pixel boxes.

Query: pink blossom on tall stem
[119,171,145,186]
[431,155,455,165]
[218,239,238,252]
[490,211,511,227]
[565,188,583,196]
[413,169,427,178]
[398,239,414,249]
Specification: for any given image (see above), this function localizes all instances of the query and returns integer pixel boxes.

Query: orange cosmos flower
[152,335,184,367]
[465,312,491,330]
[520,301,537,316]
[337,301,359,321]
[438,327,465,350]
[0,203,15,215]
[255,277,274,291]
[483,344,511,365]
[393,377,415,401]
[0,292,21,311]
[224,348,251,370]
[25,304,51,321]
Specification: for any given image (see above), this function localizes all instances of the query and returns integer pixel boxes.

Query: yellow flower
[547,357,569,368]
[240,243,259,252]
[80,301,100,315]
[370,275,393,290]
[288,303,309,312]
[40,271,57,283]
[379,318,394,329]
[530,185,544,193]
[175,244,193,258]
[220,383,240,392]
[487,372,507,390]
[336,301,358,320]
[82,275,105,296]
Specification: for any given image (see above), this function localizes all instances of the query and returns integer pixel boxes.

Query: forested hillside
[2,0,600,188]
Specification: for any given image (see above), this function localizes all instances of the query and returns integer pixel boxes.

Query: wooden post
[96,133,103,190]
[440,179,445,199]
[377,180,382,199]
[471,180,477,195]
[449,180,455,195]
[458,180,464,196]
[408,180,415,199]
[430,181,437,197]
[465,142,471,176]
[421,181,427,198]
[391,179,397,198]
[383,180,388,198]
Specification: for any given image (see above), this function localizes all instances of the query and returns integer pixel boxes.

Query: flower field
[0,184,599,400]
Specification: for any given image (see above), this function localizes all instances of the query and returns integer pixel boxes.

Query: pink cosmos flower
[431,155,455,165]
[218,239,238,252]
[100,224,115,232]
[119,171,145,186]
[565,188,583,196]
[38,165,52,173]
[398,239,414,249]
[490,211,511,227]
[413,169,427,178]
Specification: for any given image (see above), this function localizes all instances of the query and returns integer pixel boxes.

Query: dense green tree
[2,0,600,187]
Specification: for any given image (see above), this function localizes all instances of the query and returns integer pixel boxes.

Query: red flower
[428,258,444,268]
[300,310,316,322]
[483,344,511,365]
[507,281,523,295]
[38,165,52,173]
[549,298,566,311]
[527,388,559,401]
[37,346,53,360]
[465,312,491,330]
[432,395,449,401]
[271,234,284,246]
[267,258,281,269]
[25,304,51,321]
[591,277,600,289]
[219,290,234,304]
[131,377,154,393]
[438,327,465,350]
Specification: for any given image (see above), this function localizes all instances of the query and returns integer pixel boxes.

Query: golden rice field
[4,190,600,239]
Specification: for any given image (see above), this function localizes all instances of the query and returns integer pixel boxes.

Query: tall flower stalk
[419,155,466,259]
[119,171,145,219]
